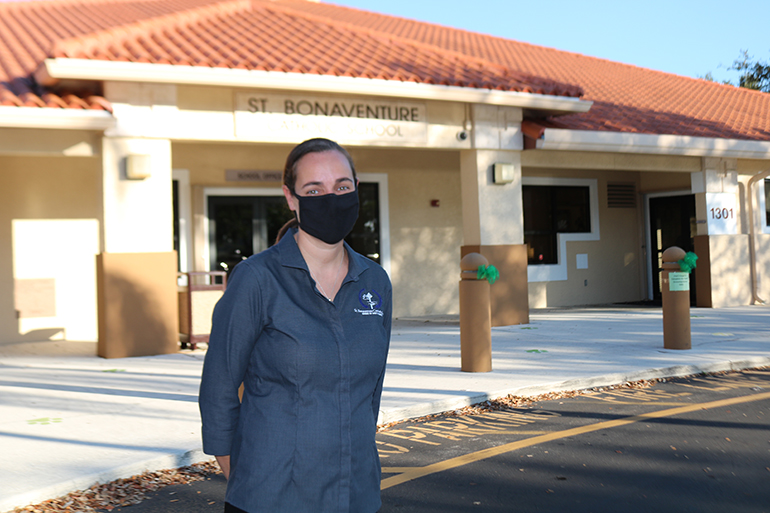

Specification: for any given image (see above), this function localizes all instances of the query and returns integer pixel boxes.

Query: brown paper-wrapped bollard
[661,246,691,350]
[459,253,492,372]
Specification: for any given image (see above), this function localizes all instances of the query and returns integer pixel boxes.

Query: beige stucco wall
[638,171,692,193]
[0,155,101,344]
[360,149,462,317]
[173,141,290,185]
[108,83,471,151]
[524,168,644,308]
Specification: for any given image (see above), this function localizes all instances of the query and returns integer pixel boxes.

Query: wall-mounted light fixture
[493,163,514,184]
[126,154,152,180]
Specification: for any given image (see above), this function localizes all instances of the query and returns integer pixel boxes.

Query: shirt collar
[278,227,367,282]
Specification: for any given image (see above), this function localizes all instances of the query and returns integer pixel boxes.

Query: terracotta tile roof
[0,0,224,111]
[283,1,770,142]
[45,1,581,97]
[0,0,768,142]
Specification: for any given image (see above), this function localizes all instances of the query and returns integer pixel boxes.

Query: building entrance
[648,194,697,304]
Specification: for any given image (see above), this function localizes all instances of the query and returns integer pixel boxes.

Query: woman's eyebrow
[299,180,324,189]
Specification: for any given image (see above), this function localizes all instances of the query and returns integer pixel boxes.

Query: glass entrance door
[648,194,696,304]
[348,182,380,263]
[208,196,292,273]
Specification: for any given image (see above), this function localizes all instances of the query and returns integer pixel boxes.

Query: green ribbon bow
[477,264,500,284]
[678,251,698,274]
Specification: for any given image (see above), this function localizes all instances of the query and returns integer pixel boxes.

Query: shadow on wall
[9,279,64,343]
[709,235,752,307]
[759,234,770,300]
[391,227,462,317]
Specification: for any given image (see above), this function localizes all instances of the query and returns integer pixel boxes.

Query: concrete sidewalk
[1,306,768,512]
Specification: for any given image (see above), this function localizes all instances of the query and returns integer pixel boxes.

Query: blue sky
[330,0,769,84]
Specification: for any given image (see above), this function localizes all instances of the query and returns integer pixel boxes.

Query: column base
[693,235,751,308]
[97,251,179,358]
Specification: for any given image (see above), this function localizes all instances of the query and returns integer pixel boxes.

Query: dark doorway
[648,194,697,304]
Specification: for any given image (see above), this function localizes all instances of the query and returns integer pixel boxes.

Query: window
[523,185,591,265]
[522,177,600,282]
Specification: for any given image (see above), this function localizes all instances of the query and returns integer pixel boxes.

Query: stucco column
[460,149,523,246]
[97,137,178,357]
[459,104,528,325]
[691,157,751,307]
[100,137,173,253]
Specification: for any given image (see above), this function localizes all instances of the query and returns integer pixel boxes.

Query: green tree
[729,50,770,92]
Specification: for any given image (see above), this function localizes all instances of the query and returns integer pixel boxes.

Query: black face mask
[294,190,359,244]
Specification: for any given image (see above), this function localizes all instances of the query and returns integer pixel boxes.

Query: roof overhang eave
[0,105,115,130]
[39,58,593,114]
[534,128,770,159]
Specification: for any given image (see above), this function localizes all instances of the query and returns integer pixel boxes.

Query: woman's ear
[282,184,297,213]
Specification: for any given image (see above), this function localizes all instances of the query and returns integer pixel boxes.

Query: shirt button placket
[327,296,352,512]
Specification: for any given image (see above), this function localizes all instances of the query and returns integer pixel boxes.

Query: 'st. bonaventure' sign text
[234,93,427,145]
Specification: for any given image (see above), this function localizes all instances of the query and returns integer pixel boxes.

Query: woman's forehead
[295,151,354,185]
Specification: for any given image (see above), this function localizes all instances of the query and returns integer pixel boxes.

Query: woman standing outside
[199,138,392,512]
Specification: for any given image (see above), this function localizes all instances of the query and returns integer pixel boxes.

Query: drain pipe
[747,169,770,305]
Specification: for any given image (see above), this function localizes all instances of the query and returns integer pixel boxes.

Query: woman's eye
[337,185,350,191]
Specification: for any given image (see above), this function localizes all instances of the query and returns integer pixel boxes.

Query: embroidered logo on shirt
[354,288,384,317]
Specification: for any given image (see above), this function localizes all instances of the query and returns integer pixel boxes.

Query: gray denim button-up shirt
[199,229,392,513]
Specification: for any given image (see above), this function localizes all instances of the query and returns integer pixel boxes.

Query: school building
[1,0,769,356]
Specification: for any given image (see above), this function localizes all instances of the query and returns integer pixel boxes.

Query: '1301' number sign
[705,193,737,235]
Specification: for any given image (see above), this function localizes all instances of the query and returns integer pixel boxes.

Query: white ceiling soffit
[0,106,115,130]
[40,58,593,114]
[535,128,770,159]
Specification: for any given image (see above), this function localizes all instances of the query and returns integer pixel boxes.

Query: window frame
[172,169,193,275]
[523,177,600,282]
[762,178,770,234]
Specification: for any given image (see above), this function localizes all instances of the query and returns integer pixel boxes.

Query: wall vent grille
[607,182,636,208]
